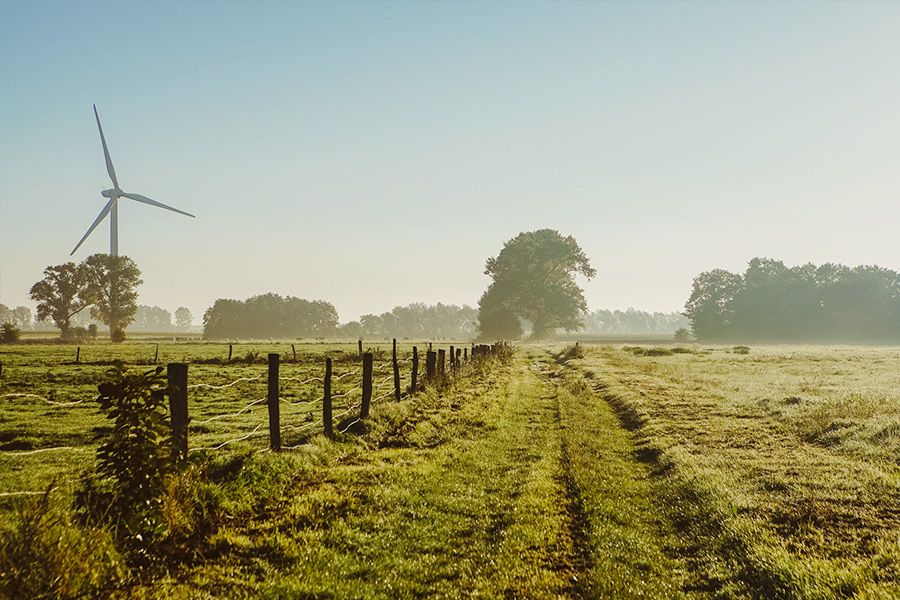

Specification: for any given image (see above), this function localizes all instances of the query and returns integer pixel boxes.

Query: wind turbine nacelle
[101,188,119,198]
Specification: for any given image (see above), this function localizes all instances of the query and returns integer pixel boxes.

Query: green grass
[6,341,900,597]
[568,343,900,599]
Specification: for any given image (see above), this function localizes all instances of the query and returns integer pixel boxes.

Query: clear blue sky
[3,1,900,323]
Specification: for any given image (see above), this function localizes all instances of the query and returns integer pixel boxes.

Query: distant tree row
[685,258,900,342]
[339,303,478,340]
[0,304,32,330]
[202,293,339,339]
[581,309,688,335]
[129,305,193,331]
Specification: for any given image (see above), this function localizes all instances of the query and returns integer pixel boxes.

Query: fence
[163,340,510,456]
[0,340,511,498]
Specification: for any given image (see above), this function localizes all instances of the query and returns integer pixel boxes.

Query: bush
[0,323,21,344]
[673,327,692,342]
[75,363,173,567]
[88,324,98,339]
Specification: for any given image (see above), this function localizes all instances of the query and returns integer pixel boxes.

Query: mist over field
[4,3,900,599]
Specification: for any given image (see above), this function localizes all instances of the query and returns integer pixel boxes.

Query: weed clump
[0,487,125,599]
[624,346,674,357]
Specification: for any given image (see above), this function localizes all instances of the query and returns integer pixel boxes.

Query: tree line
[685,257,900,342]
[0,304,32,330]
[339,303,477,340]
[581,309,688,335]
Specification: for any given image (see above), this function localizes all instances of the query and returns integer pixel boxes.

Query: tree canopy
[29,262,92,340]
[203,293,339,339]
[342,303,477,340]
[685,258,900,342]
[477,229,595,339]
[83,254,143,341]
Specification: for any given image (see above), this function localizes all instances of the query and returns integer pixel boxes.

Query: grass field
[2,341,900,598]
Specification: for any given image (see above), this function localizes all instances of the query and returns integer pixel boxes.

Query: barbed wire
[338,417,361,434]
[280,376,319,386]
[191,422,267,453]
[331,383,362,399]
[187,374,262,390]
[1,393,85,407]
[0,489,59,498]
[332,370,360,382]
[2,446,89,457]
[333,401,361,422]
[192,396,267,425]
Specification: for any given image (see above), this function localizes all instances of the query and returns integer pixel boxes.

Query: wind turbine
[70,105,195,257]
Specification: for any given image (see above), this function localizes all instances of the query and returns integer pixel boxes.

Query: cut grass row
[566,344,900,599]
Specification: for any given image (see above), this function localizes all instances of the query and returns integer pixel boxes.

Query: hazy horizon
[4,2,900,324]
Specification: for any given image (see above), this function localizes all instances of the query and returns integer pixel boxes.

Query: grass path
[145,349,691,598]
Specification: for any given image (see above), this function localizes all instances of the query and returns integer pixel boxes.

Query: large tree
[477,229,596,339]
[174,306,193,330]
[29,263,92,340]
[82,254,143,341]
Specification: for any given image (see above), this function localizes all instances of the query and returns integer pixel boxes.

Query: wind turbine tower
[71,105,195,257]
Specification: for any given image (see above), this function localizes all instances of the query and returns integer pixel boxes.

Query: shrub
[75,363,173,567]
[558,343,585,361]
[88,324,98,339]
[0,323,21,344]
[673,327,692,342]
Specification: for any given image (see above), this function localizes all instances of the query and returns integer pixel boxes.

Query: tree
[29,262,92,340]
[202,294,339,339]
[174,307,192,330]
[131,306,173,331]
[476,286,523,340]
[477,229,596,339]
[11,307,32,330]
[0,323,21,344]
[82,254,143,341]
[684,258,900,343]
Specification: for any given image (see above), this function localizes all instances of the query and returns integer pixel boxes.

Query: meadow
[568,344,900,598]
[2,340,900,598]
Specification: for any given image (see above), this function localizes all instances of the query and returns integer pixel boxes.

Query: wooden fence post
[323,357,333,439]
[411,346,419,393]
[449,346,455,370]
[392,339,401,402]
[227,344,233,362]
[428,342,433,351]
[75,346,81,364]
[167,363,189,461]
[426,350,436,380]
[358,338,363,357]
[360,352,373,419]
[456,348,461,367]
[154,344,159,365]
[268,353,281,451]
[463,347,468,362]
[292,344,297,362]
[438,349,446,377]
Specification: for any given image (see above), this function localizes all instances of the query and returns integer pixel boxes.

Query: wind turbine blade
[70,197,115,256]
[121,192,196,218]
[93,104,119,189]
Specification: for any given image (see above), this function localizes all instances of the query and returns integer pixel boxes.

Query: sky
[3,2,900,325]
